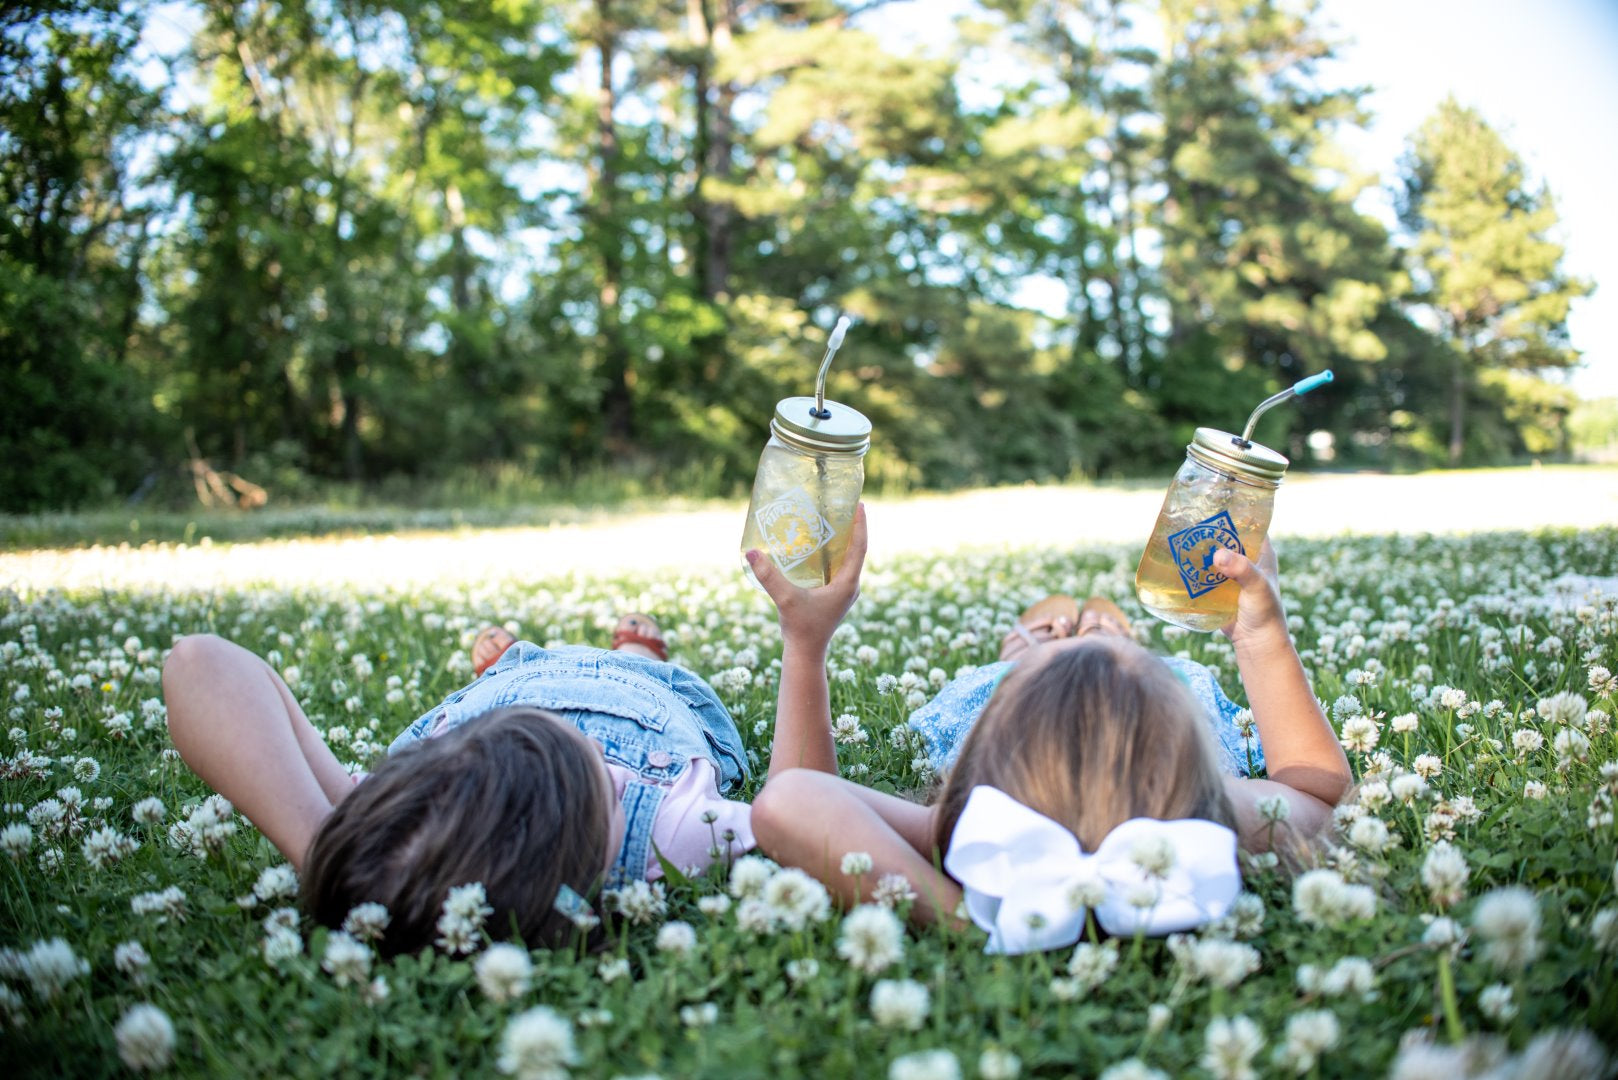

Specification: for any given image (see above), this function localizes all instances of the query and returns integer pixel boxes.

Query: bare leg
[163,634,352,869]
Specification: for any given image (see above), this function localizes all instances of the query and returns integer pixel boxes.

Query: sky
[862,0,1618,399]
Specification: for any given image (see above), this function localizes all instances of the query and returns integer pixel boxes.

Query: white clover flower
[0,822,32,859]
[679,1002,718,1027]
[596,956,631,983]
[1511,1028,1613,1079]
[1065,868,1107,911]
[1591,907,1618,952]
[837,904,905,975]
[81,824,139,869]
[1187,939,1261,990]
[889,1049,961,1080]
[1472,886,1542,972]
[1390,713,1420,734]
[321,931,372,987]
[253,863,299,903]
[1478,983,1517,1024]
[841,850,874,876]
[1422,916,1464,949]
[475,943,535,1003]
[21,937,89,999]
[1066,941,1120,991]
[1523,779,1547,800]
[1347,816,1392,855]
[977,1046,1022,1080]
[114,1003,176,1071]
[1098,1060,1168,1080]
[696,894,731,917]
[728,854,776,899]
[1537,691,1589,728]
[762,867,830,930]
[1411,754,1442,778]
[1421,841,1469,909]
[1292,869,1376,928]
[1130,834,1177,878]
[131,797,166,826]
[1390,773,1428,804]
[114,941,151,982]
[873,873,918,910]
[1146,1002,1172,1035]
[1202,1014,1264,1080]
[608,880,667,926]
[498,1005,578,1080]
[1512,729,1545,756]
[654,920,697,956]
[1553,727,1591,764]
[1257,794,1291,823]
[1338,715,1380,754]
[342,902,390,942]
[1274,1009,1339,1075]
[1319,956,1375,999]
[130,886,186,923]
[870,978,930,1030]
[734,897,777,935]
[832,714,868,745]
[262,927,302,968]
[784,957,819,985]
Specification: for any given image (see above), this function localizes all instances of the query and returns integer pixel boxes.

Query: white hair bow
[943,785,1241,954]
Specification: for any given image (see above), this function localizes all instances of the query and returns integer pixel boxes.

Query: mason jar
[1134,429,1289,632]
[740,396,871,589]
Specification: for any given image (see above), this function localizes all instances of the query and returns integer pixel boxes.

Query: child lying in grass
[749,506,1351,952]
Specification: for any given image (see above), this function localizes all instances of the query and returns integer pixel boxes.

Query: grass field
[1,520,1616,1076]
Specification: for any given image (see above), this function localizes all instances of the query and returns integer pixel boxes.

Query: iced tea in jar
[740,396,871,589]
[1134,429,1288,632]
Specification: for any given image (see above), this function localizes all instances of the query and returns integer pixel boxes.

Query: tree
[1151,0,1399,454]
[1399,97,1592,464]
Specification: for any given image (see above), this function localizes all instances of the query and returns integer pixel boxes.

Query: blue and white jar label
[1167,510,1245,598]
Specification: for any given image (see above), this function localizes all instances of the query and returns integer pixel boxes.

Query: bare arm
[746,504,868,778]
[751,768,961,923]
[163,634,351,869]
[1213,543,1352,843]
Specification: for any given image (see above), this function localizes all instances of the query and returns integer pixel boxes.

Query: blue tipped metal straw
[1236,370,1335,447]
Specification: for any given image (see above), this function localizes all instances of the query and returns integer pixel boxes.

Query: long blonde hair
[933,637,1235,858]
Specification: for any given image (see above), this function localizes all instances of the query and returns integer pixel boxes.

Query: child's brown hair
[933,637,1236,858]
[301,707,611,957]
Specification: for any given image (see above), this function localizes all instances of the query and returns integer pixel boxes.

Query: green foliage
[0,2,1600,510]
[1398,97,1594,465]
[1,528,1616,1074]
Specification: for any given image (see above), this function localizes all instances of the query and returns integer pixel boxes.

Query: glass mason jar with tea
[1135,372,1333,632]
[740,318,871,589]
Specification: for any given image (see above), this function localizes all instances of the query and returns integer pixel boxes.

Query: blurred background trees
[0,0,1597,512]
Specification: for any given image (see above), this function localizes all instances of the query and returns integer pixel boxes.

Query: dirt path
[4,468,1614,592]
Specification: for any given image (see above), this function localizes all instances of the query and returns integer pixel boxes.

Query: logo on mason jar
[754,486,834,572]
[1166,510,1246,598]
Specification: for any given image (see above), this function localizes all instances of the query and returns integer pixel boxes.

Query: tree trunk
[592,3,634,451]
[1448,346,1466,466]
[688,0,735,301]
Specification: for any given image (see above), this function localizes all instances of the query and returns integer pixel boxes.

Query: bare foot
[999,595,1079,662]
[611,613,667,661]
[472,626,517,676]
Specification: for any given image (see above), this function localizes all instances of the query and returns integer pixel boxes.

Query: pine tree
[1399,97,1592,464]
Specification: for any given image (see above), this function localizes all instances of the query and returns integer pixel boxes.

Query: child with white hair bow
[746,511,1352,954]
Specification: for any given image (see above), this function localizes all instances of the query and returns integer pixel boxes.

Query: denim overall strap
[608,779,666,888]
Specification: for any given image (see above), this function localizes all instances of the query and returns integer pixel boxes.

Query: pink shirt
[604,758,755,880]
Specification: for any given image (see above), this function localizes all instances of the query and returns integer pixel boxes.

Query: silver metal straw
[1236,370,1335,447]
[813,316,852,419]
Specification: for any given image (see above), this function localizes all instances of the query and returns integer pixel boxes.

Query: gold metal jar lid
[1187,427,1289,487]
[771,396,871,455]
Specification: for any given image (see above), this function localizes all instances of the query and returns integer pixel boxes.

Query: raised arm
[1213,543,1352,843]
[746,503,867,778]
[163,634,352,869]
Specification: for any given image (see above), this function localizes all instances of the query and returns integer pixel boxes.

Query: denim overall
[391,642,749,886]
[908,655,1266,777]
